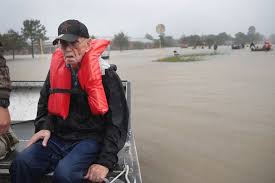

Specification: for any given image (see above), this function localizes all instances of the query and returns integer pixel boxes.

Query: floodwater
[7,47,275,183]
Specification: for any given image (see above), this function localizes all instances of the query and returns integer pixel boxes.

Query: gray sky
[1,0,274,39]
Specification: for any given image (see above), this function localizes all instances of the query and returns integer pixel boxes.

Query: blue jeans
[9,135,100,183]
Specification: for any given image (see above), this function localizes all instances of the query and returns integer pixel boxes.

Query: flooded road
[7,47,275,183]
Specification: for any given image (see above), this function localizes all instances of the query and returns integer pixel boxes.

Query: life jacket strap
[49,88,86,95]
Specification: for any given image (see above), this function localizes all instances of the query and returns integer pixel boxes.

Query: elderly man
[10,19,129,183]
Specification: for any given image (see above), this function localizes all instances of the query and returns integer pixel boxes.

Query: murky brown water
[7,47,275,183]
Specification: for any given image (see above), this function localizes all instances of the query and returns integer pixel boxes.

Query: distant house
[29,37,57,54]
[40,36,155,53]
[42,37,58,54]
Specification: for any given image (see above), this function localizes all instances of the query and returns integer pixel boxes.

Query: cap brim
[52,34,79,45]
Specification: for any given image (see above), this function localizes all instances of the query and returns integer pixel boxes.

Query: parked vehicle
[251,41,272,51]
[101,45,111,59]
[180,43,188,48]
[232,43,244,49]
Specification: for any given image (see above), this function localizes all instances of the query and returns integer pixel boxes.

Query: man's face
[59,37,90,67]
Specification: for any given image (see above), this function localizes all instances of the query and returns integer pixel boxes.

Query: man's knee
[10,143,45,174]
[11,151,31,168]
[9,151,32,177]
[53,160,82,183]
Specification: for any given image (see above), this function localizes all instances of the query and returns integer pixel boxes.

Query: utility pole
[156,24,165,48]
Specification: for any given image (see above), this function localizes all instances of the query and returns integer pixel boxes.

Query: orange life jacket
[48,39,110,119]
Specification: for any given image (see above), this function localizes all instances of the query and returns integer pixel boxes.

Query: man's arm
[34,71,55,133]
[85,68,129,182]
[0,107,10,134]
[25,72,54,148]
[0,56,11,99]
[96,69,129,169]
[0,56,11,134]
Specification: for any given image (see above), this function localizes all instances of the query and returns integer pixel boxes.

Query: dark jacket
[34,66,129,169]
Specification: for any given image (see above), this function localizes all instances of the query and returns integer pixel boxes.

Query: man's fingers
[84,165,108,182]
[42,133,50,147]
[90,170,97,182]
[41,130,51,146]
[26,135,39,147]
[84,165,97,182]
[26,130,51,148]
[84,166,92,179]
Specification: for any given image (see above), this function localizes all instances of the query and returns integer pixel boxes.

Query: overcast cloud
[1,0,274,39]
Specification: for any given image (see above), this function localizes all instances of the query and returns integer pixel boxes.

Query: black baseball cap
[53,19,89,45]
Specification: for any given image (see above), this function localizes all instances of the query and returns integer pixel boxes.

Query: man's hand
[84,164,109,182]
[26,130,51,148]
[0,107,11,134]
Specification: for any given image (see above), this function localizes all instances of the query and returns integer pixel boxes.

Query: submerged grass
[156,52,218,62]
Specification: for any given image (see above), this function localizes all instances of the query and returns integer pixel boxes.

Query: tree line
[1,20,275,57]
[178,26,268,48]
[0,19,48,59]
[113,26,275,51]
